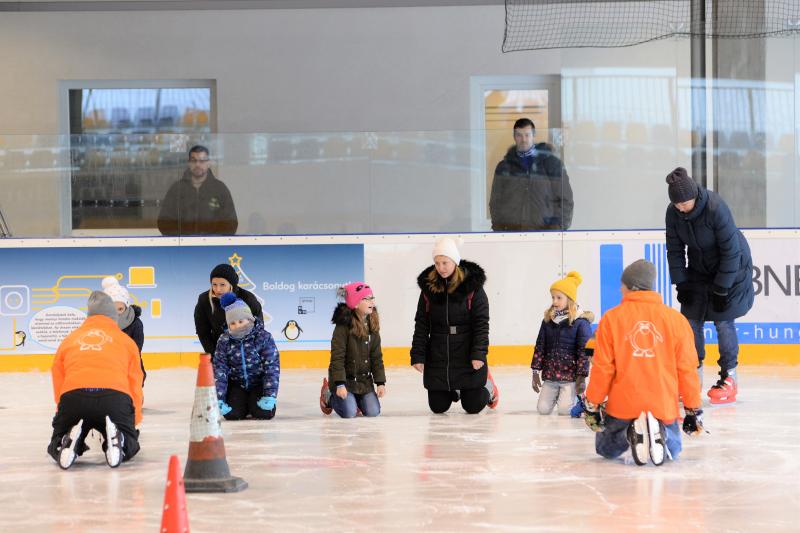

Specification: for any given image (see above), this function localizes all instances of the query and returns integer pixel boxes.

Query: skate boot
[646,412,668,466]
[707,371,737,404]
[319,378,333,415]
[58,419,84,470]
[486,370,500,409]
[627,412,649,466]
[105,416,125,468]
[570,395,585,418]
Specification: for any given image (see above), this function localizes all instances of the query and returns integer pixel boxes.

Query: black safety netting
[503,0,800,51]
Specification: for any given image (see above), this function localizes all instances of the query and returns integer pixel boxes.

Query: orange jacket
[51,315,144,425]
[586,291,701,423]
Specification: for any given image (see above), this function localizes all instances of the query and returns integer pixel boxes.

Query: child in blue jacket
[531,271,594,416]
[213,292,280,420]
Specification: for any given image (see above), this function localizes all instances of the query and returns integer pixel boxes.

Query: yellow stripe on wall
[1,344,797,372]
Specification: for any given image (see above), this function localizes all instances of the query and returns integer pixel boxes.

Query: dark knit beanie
[666,167,699,204]
[210,263,238,288]
[621,259,656,291]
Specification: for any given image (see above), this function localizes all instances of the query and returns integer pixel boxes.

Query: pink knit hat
[342,281,374,310]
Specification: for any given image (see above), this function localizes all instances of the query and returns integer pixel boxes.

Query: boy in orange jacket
[583,260,703,466]
[48,291,144,469]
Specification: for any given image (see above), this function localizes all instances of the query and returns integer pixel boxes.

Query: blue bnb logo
[599,243,672,316]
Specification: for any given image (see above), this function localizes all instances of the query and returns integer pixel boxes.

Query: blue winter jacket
[530,311,594,382]
[213,319,280,401]
[665,187,754,321]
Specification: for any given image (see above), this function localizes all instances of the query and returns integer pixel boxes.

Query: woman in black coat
[665,167,754,404]
[410,238,499,414]
[194,263,263,355]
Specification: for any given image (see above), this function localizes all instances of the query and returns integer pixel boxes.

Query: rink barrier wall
[0,230,798,372]
[0,344,796,372]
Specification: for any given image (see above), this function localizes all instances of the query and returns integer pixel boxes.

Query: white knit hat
[102,276,131,306]
[432,237,461,265]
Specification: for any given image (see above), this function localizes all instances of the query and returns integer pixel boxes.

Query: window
[64,81,216,231]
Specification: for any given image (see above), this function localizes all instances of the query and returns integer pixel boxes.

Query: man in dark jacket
[665,167,754,404]
[194,263,263,355]
[157,145,238,236]
[489,118,574,231]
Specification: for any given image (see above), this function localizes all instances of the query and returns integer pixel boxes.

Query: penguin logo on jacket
[282,320,303,341]
[626,321,663,358]
[76,329,113,351]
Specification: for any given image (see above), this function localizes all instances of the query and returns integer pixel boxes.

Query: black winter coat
[666,187,754,321]
[328,304,386,396]
[530,311,594,382]
[490,144,574,230]
[121,304,144,353]
[157,169,238,235]
[411,260,490,392]
[194,287,263,355]
[122,304,146,384]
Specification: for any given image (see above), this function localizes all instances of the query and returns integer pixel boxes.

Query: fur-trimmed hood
[331,302,380,329]
[416,259,486,297]
[578,310,595,323]
[331,302,353,326]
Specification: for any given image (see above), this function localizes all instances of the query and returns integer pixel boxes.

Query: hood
[331,302,352,326]
[416,259,486,296]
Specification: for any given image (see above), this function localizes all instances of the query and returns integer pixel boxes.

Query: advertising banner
[0,244,364,356]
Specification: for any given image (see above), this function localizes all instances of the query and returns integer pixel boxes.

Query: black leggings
[225,383,276,420]
[47,389,140,462]
[428,387,489,415]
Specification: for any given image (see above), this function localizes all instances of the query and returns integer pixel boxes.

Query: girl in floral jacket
[531,271,594,416]
[213,293,280,420]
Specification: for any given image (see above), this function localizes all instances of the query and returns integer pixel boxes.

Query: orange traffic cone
[160,455,190,533]
[183,354,248,493]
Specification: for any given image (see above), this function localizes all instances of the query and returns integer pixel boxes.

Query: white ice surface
[1,366,799,532]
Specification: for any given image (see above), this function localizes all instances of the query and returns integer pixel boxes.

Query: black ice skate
[627,412,649,466]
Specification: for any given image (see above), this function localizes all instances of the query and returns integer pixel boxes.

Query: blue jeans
[596,414,682,461]
[688,318,738,375]
[331,390,381,418]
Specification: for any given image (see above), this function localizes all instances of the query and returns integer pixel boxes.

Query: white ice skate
[58,419,84,470]
[627,412,649,466]
[104,416,125,468]
[646,412,667,466]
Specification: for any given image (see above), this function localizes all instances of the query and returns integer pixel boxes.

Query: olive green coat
[328,303,386,395]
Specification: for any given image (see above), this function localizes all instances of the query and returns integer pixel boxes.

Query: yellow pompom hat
[550,271,582,302]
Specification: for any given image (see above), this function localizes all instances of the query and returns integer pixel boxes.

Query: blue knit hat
[221,292,253,324]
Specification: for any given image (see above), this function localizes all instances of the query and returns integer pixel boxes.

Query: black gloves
[675,282,695,306]
[711,286,730,313]
[682,408,704,435]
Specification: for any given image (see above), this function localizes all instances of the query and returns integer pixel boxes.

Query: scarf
[229,321,255,340]
[117,306,135,330]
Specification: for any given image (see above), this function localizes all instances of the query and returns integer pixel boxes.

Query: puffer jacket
[666,187,754,321]
[530,310,594,382]
[490,144,574,230]
[328,303,386,396]
[410,260,490,392]
[212,319,280,401]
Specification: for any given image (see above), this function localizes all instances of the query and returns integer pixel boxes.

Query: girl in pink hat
[319,282,386,418]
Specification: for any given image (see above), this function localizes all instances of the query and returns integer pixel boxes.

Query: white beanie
[432,237,461,265]
[102,276,131,306]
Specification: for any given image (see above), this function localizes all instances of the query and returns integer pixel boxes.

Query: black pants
[428,387,489,415]
[225,383,276,420]
[47,389,140,462]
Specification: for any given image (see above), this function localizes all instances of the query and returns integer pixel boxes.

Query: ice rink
[2,365,799,532]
